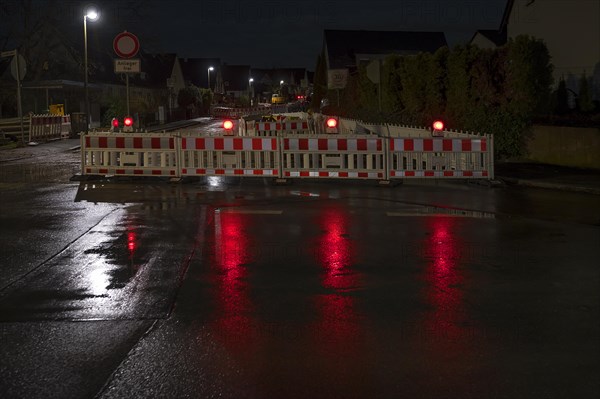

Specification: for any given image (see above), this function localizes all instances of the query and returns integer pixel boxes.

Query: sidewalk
[495,161,600,195]
[2,139,599,195]
[0,138,81,163]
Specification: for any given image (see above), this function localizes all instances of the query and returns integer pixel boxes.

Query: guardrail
[0,116,30,141]
[81,130,494,181]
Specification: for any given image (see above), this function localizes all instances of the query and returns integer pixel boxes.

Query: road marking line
[218,209,283,215]
[387,210,495,218]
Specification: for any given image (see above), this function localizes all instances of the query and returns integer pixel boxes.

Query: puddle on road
[0,162,79,183]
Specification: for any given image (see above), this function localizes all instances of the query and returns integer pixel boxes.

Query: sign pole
[126,74,130,116]
[15,50,24,144]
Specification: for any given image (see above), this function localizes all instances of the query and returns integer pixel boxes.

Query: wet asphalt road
[0,133,599,398]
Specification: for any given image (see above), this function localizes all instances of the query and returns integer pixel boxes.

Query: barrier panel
[180,136,280,177]
[60,115,72,138]
[80,124,494,181]
[282,136,385,179]
[29,114,63,142]
[254,121,310,136]
[82,132,178,176]
[388,136,494,179]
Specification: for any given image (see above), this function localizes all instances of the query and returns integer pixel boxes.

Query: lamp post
[249,78,254,106]
[83,7,99,134]
[207,66,214,90]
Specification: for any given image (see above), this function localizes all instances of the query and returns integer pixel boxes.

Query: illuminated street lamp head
[85,7,99,21]
[280,80,284,85]
[249,78,254,83]
[208,66,214,71]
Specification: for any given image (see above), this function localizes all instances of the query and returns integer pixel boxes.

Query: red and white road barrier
[180,136,279,177]
[388,136,494,180]
[29,114,63,142]
[82,132,178,176]
[80,125,494,180]
[60,115,72,138]
[254,121,310,136]
[282,136,385,179]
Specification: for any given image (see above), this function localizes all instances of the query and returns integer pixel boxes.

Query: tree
[577,73,594,113]
[177,86,202,109]
[554,78,569,114]
[505,35,554,117]
[311,50,327,111]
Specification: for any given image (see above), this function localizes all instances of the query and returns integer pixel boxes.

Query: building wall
[526,125,600,169]
[508,0,600,97]
[470,33,498,50]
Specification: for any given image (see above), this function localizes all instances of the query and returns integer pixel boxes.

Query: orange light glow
[223,120,234,130]
[433,120,444,131]
[326,118,338,128]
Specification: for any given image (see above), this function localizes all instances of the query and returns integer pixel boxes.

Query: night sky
[3,0,509,70]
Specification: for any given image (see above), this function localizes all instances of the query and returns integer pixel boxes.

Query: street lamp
[207,66,214,90]
[249,78,254,106]
[83,7,99,134]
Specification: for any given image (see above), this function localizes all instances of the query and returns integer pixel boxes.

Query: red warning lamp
[111,118,119,128]
[326,118,338,128]
[223,120,234,130]
[124,117,133,127]
[433,120,444,131]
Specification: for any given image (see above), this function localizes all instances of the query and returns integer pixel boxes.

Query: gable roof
[500,0,516,33]
[470,29,508,47]
[324,29,448,69]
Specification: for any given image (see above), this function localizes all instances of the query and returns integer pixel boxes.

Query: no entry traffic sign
[113,31,140,59]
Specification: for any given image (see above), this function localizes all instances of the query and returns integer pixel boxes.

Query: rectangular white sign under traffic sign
[114,59,141,73]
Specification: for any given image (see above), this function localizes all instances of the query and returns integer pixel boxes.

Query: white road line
[387,211,495,218]
[218,209,283,215]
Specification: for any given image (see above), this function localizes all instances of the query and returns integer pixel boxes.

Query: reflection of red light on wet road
[318,207,357,291]
[212,211,256,356]
[311,206,367,393]
[127,231,136,253]
[421,217,468,350]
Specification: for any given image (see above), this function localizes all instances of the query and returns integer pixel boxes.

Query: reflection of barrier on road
[282,136,385,179]
[81,132,178,176]
[29,114,63,142]
[180,136,279,177]
[388,136,494,179]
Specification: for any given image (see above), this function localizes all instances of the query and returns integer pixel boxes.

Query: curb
[498,176,600,195]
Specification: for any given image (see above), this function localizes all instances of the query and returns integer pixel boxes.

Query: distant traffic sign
[113,31,140,59]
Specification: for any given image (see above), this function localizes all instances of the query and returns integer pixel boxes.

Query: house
[469,29,508,50]
[322,29,447,89]
[324,29,447,70]
[472,0,600,98]
[221,64,251,98]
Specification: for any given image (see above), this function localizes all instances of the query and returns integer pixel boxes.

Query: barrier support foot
[273,178,289,185]
[378,180,401,187]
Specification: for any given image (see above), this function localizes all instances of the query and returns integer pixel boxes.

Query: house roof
[470,29,508,47]
[500,0,516,32]
[324,29,448,69]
